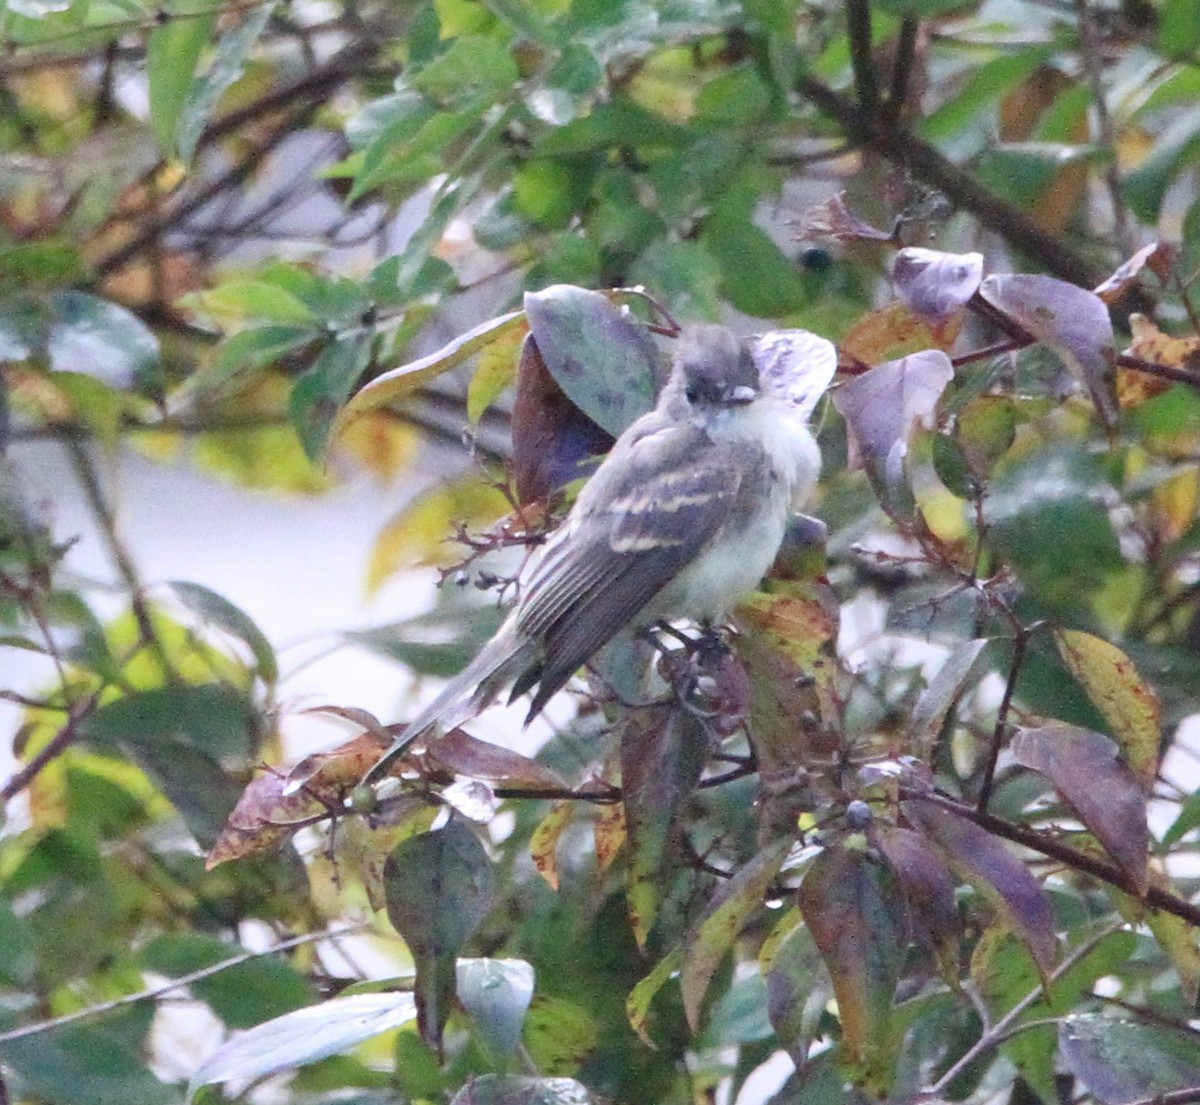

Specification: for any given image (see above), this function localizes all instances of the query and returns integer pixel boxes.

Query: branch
[930,921,1124,1094]
[0,924,367,1043]
[845,0,879,111]
[795,74,1103,287]
[910,790,1200,928]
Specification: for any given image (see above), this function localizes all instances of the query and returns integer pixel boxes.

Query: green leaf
[46,291,162,393]
[0,894,36,986]
[523,284,660,437]
[456,957,535,1059]
[680,838,791,1030]
[908,638,989,755]
[411,35,520,106]
[480,0,560,46]
[199,324,315,393]
[183,280,316,325]
[164,580,278,684]
[290,331,374,460]
[141,933,315,1028]
[176,0,277,163]
[765,921,832,1065]
[1123,112,1200,225]
[701,189,806,318]
[78,683,258,763]
[188,993,417,1101]
[986,445,1123,613]
[1159,0,1200,57]
[620,705,708,947]
[0,1009,176,1105]
[384,819,496,1051]
[523,996,599,1075]
[1060,1014,1200,1104]
[147,0,218,156]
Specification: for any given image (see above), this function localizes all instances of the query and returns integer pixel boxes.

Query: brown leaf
[840,301,961,367]
[425,728,568,791]
[795,193,894,243]
[1012,723,1149,896]
[1120,313,1199,407]
[832,350,954,517]
[206,768,327,869]
[1093,242,1178,304]
[511,335,614,504]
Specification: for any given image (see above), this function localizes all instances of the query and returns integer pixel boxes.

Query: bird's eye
[685,385,699,403]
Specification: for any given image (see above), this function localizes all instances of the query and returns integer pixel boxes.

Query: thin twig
[977,624,1029,813]
[0,924,368,1044]
[930,921,1123,1093]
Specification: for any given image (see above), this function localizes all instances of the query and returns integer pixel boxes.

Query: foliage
[3,0,1200,1104]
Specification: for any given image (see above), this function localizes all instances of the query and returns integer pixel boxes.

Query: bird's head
[672,324,760,410]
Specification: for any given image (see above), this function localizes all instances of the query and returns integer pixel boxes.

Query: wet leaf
[449,1074,595,1105]
[334,309,527,435]
[892,247,984,325]
[46,291,162,393]
[187,992,416,1100]
[798,845,907,1091]
[512,334,614,503]
[680,838,791,1030]
[979,273,1119,432]
[456,957,535,1060]
[530,800,572,890]
[523,284,661,437]
[384,819,496,1051]
[751,328,838,420]
[1060,1014,1200,1105]
[1053,628,1160,791]
[832,350,954,517]
[765,919,833,1065]
[876,826,962,985]
[903,799,1058,985]
[1012,723,1149,895]
[621,704,708,947]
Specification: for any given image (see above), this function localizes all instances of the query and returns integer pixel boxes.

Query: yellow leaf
[1054,628,1160,791]
[467,324,525,422]
[530,800,572,891]
[840,301,961,367]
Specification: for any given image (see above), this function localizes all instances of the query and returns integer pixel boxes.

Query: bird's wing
[514,420,743,714]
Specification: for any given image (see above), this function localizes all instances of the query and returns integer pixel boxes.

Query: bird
[363,323,825,783]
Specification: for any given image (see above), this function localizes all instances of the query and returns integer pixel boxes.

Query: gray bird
[364,323,824,783]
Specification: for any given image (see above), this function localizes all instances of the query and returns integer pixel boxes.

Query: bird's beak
[725,384,758,405]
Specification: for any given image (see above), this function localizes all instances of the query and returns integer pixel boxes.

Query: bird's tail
[363,624,537,784]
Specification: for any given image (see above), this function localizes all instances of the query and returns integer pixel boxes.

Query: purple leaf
[892,247,983,324]
[751,328,837,420]
[979,273,1118,432]
[1011,723,1149,896]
